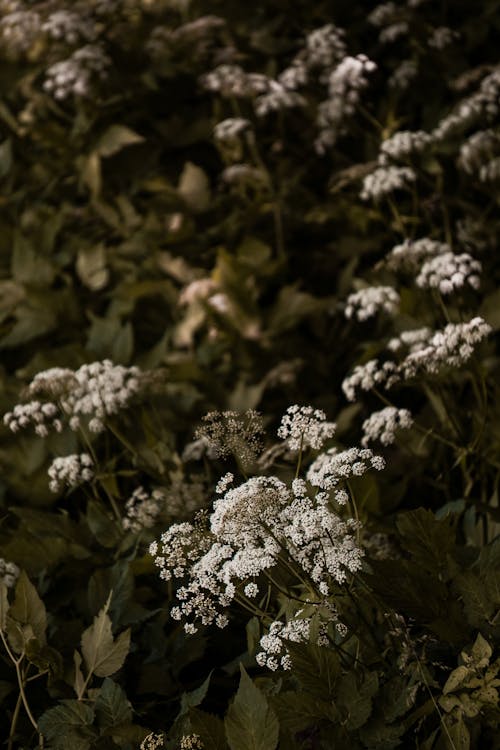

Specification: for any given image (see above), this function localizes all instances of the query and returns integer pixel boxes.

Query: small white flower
[278,405,336,450]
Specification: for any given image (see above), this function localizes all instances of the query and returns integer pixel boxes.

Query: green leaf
[189,707,228,750]
[446,715,470,750]
[396,508,455,574]
[9,571,47,645]
[178,162,210,213]
[74,650,85,699]
[38,700,97,750]
[94,677,132,728]
[224,664,279,750]
[81,594,131,679]
[76,244,109,291]
[470,632,492,667]
[337,671,378,731]
[96,125,144,158]
[179,671,213,717]
[0,138,12,179]
[286,644,340,698]
[272,691,337,734]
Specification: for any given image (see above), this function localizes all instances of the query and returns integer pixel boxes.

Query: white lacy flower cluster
[3,360,142,436]
[201,64,269,98]
[378,130,431,165]
[41,10,96,45]
[0,558,20,588]
[0,9,41,53]
[48,453,94,493]
[416,252,481,294]
[151,419,377,638]
[256,616,314,671]
[360,165,416,201]
[428,27,457,50]
[123,480,206,533]
[342,317,492,400]
[140,733,165,750]
[179,735,203,750]
[361,407,413,446]
[345,286,400,321]
[316,54,376,153]
[43,44,110,99]
[459,129,500,182]
[213,117,250,143]
[432,67,500,142]
[277,405,336,450]
[385,237,450,271]
[389,59,417,90]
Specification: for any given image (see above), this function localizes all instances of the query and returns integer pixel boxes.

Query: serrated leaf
[95,677,132,728]
[189,707,228,750]
[396,508,455,574]
[74,650,85,699]
[38,700,97,750]
[272,691,337,734]
[81,595,131,679]
[286,644,340,698]
[337,671,378,731]
[9,571,46,646]
[224,664,279,750]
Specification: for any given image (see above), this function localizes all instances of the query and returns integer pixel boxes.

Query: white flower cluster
[256,616,311,671]
[48,453,94,493]
[385,237,450,271]
[361,407,413,446]
[345,286,400,321]
[213,117,250,143]
[397,317,492,379]
[416,251,481,294]
[389,59,417,90]
[3,400,61,437]
[43,44,110,99]
[360,165,416,201]
[122,487,165,533]
[140,733,165,750]
[0,9,41,53]
[201,64,269,98]
[254,79,306,117]
[378,130,431,165]
[151,428,371,635]
[0,558,20,588]
[307,448,385,492]
[433,67,500,142]
[343,318,491,399]
[304,24,346,76]
[316,54,377,152]
[277,405,336,450]
[341,359,398,402]
[180,735,203,750]
[4,360,142,436]
[459,129,500,182]
[41,10,96,45]
[428,26,456,50]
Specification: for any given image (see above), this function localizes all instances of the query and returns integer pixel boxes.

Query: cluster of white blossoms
[213,117,250,143]
[48,453,94,493]
[397,317,492,379]
[201,64,269,98]
[0,9,41,53]
[122,487,165,533]
[458,129,500,182]
[344,286,400,321]
[378,130,431,165]
[3,360,142,436]
[179,735,203,750]
[360,165,416,201]
[341,359,398,402]
[150,408,377,640]
[140,733,165,750]
[342,318,491,400]
[123,480,206,532]
[385,237,450,272]
[41,10,96,45]
[0,558,20,588]
[432,67,500,142]
[254,79,306,117]
[43,44,110,99]
[256,616,313,672]
[306,448,385,493]
[277,405,336,450]
[361,407,413,447]
[428,26,457,50]
[388,59,417,90]
[304,24,346,76]
[316,54,376,152]
[416,251,482,294]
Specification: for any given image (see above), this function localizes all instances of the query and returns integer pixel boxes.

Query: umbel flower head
[150,406,384,647]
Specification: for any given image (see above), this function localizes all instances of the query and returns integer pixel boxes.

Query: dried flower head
[195,409,264,467]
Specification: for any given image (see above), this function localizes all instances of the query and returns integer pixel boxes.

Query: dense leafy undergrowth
[0,0,500,748]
